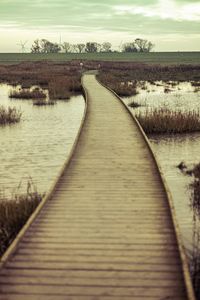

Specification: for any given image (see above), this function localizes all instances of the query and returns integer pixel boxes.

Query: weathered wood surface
[0,74,192,299]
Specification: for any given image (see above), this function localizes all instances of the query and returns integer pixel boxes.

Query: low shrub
[0,106,22,125]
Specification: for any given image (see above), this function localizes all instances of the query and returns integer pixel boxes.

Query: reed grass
[48,76,82,100]
[0,106,22,125]
[135,108,200,134]
[48,77,70,100]
[113,83,138,97]
[33,99,56,106]
[0,182,43,256]
[9,87,46,99]
[98,63,200,83]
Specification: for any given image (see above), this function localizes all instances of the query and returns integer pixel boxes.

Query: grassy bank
[135,108,200,134]
[0,106,22,125]
[0,184,43,256]
[0,52,199,65]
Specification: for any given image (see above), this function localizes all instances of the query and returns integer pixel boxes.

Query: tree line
[31,39,154,54]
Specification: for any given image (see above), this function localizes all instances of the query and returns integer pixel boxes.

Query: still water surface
[0,84,85,196]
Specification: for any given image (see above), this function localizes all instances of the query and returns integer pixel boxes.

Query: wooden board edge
[96,76,196,300]
[0,75,88,268]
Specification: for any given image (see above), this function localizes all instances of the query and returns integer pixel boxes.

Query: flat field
[0,52,199,65]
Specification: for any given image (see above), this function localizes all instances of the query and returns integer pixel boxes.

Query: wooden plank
[0,269,183,280]
[0,295,186,300]
[0,284,187,297]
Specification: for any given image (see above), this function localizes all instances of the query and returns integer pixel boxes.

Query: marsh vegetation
[0,181,43,256]
[0,61,83,100]
[0,105,22,125]
[9,87,46,99]
[136,108,200,134]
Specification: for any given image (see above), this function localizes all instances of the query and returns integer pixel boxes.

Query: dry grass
[9,87,46,99]
[0,181,44,256]
[48,76,82,100]
[33,99,56,106]
[113,82,138,97]
[99,73,138,97]
[135,108,200,134]
[0,106,22,125]
[0,61,199,100]
[98,63,200,83]
[0,61,83,100]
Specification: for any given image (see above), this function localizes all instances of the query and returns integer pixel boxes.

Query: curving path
[0,74,194,299]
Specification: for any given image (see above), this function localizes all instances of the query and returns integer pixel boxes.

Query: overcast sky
[0,0,199,52]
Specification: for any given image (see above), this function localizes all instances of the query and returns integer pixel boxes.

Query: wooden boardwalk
[0,74,194,299]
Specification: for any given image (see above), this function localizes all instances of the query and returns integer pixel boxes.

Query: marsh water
[0,84,85,197]
[123,81,200,261]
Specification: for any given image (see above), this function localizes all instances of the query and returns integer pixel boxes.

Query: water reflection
[0,84,85,196]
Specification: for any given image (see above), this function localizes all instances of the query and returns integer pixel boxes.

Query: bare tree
[31,40,41,53]
[31,39,61,53]
[76,43,85,53]
[17,41,28,53]
[62,42,71,53]
[101,42,112,52]
[122,42,138,53]
[85,42,101,53]
[134,38,154,52]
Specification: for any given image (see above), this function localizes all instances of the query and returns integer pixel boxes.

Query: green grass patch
[0,52,200,65]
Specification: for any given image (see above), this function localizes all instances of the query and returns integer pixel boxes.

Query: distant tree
[62,42,72,53]
[76,43,85,53]
[85,42,101,53]
[122,42,138,53]
[31,39,61,53]
[134,38,154,52]
[122,39,154,53]
[101,42,112,52]
[31,39,41,53]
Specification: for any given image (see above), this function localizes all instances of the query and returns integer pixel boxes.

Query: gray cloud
[0,0,199,51]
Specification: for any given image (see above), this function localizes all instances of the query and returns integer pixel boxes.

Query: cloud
[113,0,200,21]
[0,0,199,51]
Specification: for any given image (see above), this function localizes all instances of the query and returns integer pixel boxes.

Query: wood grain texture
[0,74,190,299]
